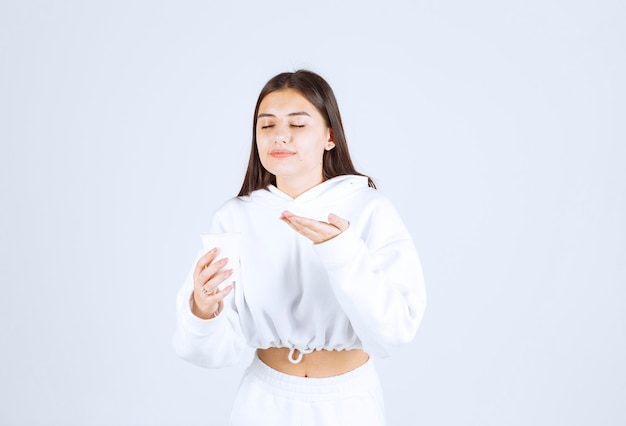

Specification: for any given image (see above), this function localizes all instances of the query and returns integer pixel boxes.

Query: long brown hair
[238,70,375,196]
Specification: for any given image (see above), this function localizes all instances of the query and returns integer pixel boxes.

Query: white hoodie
[173,175,426,368]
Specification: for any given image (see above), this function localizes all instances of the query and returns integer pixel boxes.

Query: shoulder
[324,175,388,205]
[346,183,398,215]
[337,180,409,232]
[209,188,273,226]
[212,193,257,216]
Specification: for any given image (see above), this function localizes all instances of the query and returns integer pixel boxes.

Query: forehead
[258,89,319,115]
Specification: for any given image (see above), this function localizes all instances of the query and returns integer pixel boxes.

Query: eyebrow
[257,111,311,119]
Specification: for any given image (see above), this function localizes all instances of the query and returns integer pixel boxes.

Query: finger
[195,283,234,317]
[193,248,218,277]
[212,283,234,304]
[194,258,230,299]
[279,212,305,233]
[279,210,298,224]
[280,213,341,243]
[197,257,230,284]
[200,282,234,303]
[281,215,321,239]
[200,268,234,294]
[280,211,323,231]
[328,213,350,232]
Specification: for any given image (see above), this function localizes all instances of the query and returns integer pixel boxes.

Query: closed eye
[291,124,305,128]
[261,125,275,129]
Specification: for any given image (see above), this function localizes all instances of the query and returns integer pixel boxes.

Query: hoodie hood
[242,175,371,220]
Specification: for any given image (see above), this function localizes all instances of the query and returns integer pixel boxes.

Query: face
[256,89,335,195]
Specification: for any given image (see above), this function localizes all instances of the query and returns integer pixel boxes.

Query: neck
[276,174,324,199]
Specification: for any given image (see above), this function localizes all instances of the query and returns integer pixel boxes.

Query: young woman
[173,70,426,425]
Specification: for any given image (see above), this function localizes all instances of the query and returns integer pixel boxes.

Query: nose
[273,123,290,144]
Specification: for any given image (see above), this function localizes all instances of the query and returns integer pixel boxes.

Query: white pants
[229,354,386,426]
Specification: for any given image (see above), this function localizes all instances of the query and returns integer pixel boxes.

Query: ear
[326,129,336,151]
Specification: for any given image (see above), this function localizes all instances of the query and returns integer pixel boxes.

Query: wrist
[190,296,221,320]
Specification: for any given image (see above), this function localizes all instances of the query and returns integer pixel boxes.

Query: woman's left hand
[280,211,350,244]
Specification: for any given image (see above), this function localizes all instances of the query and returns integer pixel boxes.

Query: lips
[269,149,296,158]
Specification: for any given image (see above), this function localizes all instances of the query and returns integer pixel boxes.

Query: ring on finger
[202,287,214,296]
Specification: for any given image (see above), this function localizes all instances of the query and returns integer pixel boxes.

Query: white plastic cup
[200,233,242,290]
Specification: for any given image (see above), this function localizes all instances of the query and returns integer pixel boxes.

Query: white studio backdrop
[1,1,624,425]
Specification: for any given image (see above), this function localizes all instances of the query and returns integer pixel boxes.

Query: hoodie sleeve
[312,197,427,358]
[172,212,247,368]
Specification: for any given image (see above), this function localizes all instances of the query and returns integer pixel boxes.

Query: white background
[1,1,624,425]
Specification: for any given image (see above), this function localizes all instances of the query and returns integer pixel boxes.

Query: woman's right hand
[191,248,234,320]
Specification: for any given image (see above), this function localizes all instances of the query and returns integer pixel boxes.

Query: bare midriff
[256,348,370,378]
